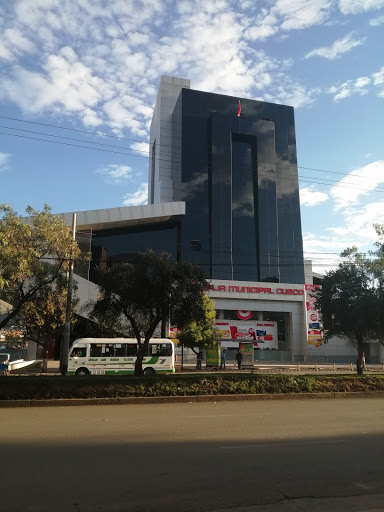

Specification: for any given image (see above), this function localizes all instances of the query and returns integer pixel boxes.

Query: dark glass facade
[174,89,304,284]
[89,84,304,285]
[89,221,179,282]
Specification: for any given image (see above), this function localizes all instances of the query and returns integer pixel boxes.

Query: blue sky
[0,0,383,273]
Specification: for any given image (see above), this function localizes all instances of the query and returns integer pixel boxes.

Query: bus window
[149,344,160,356]
[90,344,103,357]
[114,344,126,357]
[126,344,137,357]
[159,343,172,356]
[71,347,86,358]
[104,344,115,356]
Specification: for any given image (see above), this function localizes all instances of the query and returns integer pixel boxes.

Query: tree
[177,293,218,354]
[317,229,384,375]
[20,274,78,370]
[0,204,82,329]
[88,251,210,375]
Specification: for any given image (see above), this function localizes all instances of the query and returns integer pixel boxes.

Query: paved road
[1,399,384,511]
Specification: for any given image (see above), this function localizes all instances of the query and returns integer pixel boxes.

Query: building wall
[89,220,180,281]
[178,89,304,283]
[151,78,305,284]
[207,279,308,361]
[148,76,190,204]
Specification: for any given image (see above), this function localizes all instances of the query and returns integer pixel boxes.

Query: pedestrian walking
[235,349,242,370]
[220,348,226,370]
[196,351,203,370]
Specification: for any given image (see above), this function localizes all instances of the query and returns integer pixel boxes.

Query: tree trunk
[135,350,143,375]
[135,343,145,376]
[356,336,364,376]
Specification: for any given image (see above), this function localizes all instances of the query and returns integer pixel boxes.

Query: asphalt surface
[1,398,384,511]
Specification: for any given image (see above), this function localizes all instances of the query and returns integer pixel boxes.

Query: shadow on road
[2,432,384,511]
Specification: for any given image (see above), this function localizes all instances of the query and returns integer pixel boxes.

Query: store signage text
[208,285,304,295]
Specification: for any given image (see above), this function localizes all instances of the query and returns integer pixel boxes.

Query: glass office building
[65,77,312,361]
[149,76,305,284]
[57,77,383,362]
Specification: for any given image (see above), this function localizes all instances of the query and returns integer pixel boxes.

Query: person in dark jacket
[220,348,226,370]
[196,351,203,370]
[235,349,242,369]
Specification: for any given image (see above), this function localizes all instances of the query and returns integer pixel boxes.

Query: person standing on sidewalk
[235,349,242,370]
[196,351,203,370]
[220,348,226,370]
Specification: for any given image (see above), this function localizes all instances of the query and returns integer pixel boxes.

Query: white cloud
[338,0,384,14]
[0,41,13,60]
[370,13,384,24]
[328,75,371,101]
[330,160,384,210]
[245,22,278,41]
[103,98,149,135]
[81,108,103,127]
[372,66,384,96]
[305,33,365,60]
[277,0,332,31]
[0,153,10,172]
[300,186,329,206]
[245,0,332,41]
[0,27,35,61]
[303,194,384,273]
[0,0,326,141]
[324,200,384,261]
[264,82,320,108]
[122,183,148,206]
[328,65,384,101]
[373,65,384,82]
[96,164,132,184]
[303,232,350,272]
[2,0,380,141]
[354,76,371,88]
[130,142,149,155]
[344,202,384,236]
[0,46,112,116]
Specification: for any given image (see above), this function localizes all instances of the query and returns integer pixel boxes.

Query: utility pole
[60,213,76,375]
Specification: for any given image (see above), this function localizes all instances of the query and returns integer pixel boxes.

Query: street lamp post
[60,213,76,375]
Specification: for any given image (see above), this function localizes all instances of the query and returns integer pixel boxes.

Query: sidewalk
[43,360,384,374]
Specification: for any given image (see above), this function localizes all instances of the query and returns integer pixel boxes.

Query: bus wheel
[143,367,156,376]
[75,367,89,376]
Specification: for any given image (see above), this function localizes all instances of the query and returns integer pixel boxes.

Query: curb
[1,391,384,408]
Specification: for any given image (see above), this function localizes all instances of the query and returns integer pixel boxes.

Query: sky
[0,0,383,274]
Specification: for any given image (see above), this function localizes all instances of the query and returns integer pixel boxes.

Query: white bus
[68,338,175,376]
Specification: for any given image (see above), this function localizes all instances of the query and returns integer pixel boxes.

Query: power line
[0,124,150,156]
[0,115,147,146]
[0,131,143,158]
[1,129,383,195]
[1,116,382,183]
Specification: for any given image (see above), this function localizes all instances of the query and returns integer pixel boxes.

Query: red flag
[237,100,241,117]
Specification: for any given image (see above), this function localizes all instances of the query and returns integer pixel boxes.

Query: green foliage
[316,225,384,375]
[318,246,382,342]
[88,251,209,374]
[0,204,83,330]
[178,293,218,351]
[20,274,78,358]
[2,374,384,400]
[3,331,23,348]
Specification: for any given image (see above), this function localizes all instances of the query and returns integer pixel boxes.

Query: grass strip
[1,373,384,400]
